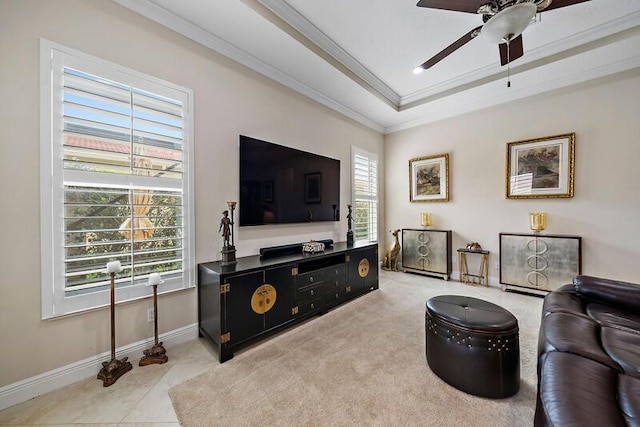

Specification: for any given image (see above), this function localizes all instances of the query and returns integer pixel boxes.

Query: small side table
[457,249,490,287]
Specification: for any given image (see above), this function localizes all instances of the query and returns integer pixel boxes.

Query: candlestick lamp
[139,273,168,366]
[97,260,132,386]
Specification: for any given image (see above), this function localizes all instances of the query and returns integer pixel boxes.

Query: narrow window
[352,147,378,242]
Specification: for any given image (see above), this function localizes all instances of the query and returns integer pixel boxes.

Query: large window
[352,147,378,242]
[40,40,194,318]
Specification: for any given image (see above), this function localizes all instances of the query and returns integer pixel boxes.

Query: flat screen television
[239,135,340,226]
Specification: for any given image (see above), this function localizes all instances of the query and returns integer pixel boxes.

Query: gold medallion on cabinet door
[358,258,370,278]
[251,284,277,314]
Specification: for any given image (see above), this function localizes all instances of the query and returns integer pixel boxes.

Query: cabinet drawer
[326,279,350,292]
[298,297,324,316]
[325,274,347,289]
[297,283,325,302]
[325,289,346,306]
[324,264,347,280]
[297,270,325,287]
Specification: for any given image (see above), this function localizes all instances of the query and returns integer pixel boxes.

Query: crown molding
[113,0,639,135]
[113,0,385,133]
[400,10,640,106]
[384,51,640,134]
[254,0,401,106]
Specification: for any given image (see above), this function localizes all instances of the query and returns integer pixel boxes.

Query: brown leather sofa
[535,275,640,426]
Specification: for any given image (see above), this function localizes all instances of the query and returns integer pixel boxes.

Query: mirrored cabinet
[401,229,452,280]
[499,233,581,295]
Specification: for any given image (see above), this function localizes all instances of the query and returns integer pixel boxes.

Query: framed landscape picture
[506,133,575,199]
[409,153,449,202]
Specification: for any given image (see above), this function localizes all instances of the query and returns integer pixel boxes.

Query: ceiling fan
[414,0,591,84]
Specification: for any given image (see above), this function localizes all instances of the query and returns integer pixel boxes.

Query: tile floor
[0,338,219,426]
[0,271,544,426]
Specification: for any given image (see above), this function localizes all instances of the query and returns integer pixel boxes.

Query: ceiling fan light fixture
[481,3,537,44]
[413,66,425,75]
[534,0,553,12]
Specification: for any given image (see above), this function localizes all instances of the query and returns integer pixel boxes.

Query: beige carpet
[169,271,542,426]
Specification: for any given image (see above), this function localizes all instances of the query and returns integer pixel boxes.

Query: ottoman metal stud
[425,295,520,398]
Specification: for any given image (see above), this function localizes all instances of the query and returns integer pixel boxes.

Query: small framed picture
[409,153,449,202]
[506,133,575,199]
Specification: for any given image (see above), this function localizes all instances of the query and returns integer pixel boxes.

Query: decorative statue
[346,204,354,246]
[382,229,401,271]
[466,241,482,252]
[220,202,237,265]
[219,210,232,247]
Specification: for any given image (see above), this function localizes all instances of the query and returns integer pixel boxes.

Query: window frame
[40,39,195,319]
[351,146,379,243]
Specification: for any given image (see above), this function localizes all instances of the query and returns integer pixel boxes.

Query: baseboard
[393,262,501,288]
[0,323,198,411]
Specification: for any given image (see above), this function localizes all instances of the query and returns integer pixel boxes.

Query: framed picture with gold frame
[409,153,449,202]
[506,133,575,199]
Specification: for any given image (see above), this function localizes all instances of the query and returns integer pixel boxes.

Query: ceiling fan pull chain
[507,38,511,88]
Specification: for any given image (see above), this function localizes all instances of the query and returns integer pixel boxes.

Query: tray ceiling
[116,0,640,133]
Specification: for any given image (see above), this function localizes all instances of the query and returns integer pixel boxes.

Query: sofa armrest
[573,275,640,311]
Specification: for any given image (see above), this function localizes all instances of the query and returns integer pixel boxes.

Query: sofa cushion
[539,351,626,426]
[619,374,640,425]
[601,326,640,379]
[587,302,640,332]
[541,289,585,317]
[574,275,640,311]
[540,312,620,371]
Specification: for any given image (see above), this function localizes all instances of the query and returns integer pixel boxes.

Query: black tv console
[198,241,378,362]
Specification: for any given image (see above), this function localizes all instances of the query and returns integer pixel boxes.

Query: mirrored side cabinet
[401,229,452,280]
[499,233,581,295]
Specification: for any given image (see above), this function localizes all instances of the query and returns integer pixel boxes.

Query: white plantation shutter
[41,40,194,318]
[352,147,378,242]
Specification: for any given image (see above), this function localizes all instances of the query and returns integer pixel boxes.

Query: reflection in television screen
[239,135,340,226]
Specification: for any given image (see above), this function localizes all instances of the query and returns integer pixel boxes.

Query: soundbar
[260,239,334,258]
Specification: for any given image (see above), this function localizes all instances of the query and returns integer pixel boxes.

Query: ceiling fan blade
[499,34,524,66]
[418,26,483,69]
[416,0,484,14]
[539,0,591,12]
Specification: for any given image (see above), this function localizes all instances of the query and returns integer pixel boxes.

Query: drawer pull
[311,303,315,309]
[310,276,314,282]
[310,289,314,296]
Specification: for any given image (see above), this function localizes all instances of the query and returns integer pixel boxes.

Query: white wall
[385,72,640,285]
[0,0,383,388]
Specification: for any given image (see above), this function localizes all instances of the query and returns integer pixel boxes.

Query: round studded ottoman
[425,295,520,398]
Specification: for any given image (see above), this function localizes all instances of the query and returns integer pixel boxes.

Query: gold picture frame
[506,133,575,199]
[409,153,449,202]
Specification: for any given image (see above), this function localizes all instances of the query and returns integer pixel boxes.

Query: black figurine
[346,204,354,246]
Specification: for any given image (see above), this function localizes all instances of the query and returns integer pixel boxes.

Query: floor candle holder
[140,273,168,366]
[97,260,132,387]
